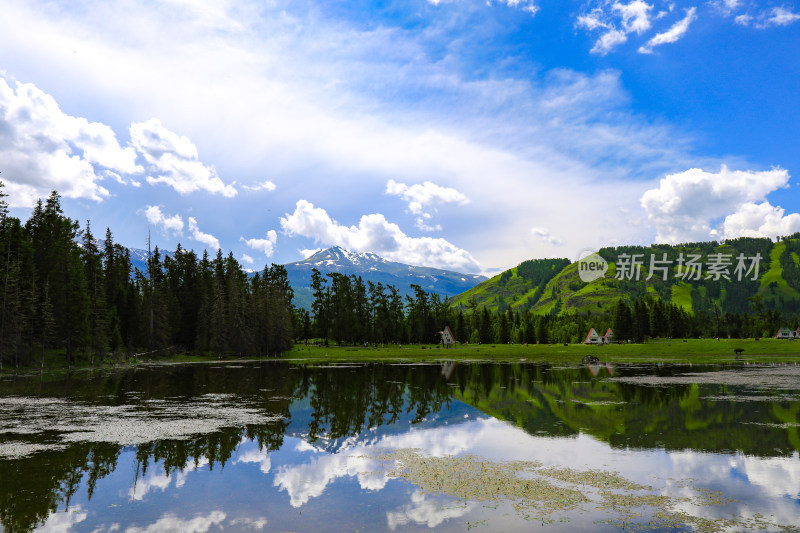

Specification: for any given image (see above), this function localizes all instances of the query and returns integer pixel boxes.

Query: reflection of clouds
[235,448,272,474]
[128,470,172,501]
[735,452,800,498]
[124,511,226,533]
[273,452,388,507]
[129,457,207,500]
[33,505,88,532]
[386,490,475,530]
[273,420,493,507]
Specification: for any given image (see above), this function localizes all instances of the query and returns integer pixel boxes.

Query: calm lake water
[1,361,799,532]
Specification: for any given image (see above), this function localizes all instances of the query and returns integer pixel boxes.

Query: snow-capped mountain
[286,246,486,309]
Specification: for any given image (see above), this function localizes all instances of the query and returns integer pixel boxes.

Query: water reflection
[0,361,798,531]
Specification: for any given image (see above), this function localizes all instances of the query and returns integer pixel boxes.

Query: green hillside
[452,235,800,317]
[449,258,570,312]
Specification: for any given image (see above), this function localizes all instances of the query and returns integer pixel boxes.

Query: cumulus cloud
[241,231,278,257]
[385,180,469,215]
[578,1,654,55]
[188,217,220,250]
[722,202,800,239]
[130,118,237,197]
[385,179,468,232]
[614,0,654,34]
[640,165,793,242]
[242,180,276,192]
[0,77,141,206]
[280,200,480,272]
[143,205,184,236]
[638,7,697,53]
[736,6,800,28]
[241,253,255,264]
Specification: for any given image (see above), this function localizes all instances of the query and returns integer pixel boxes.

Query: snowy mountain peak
[285,246,487,309]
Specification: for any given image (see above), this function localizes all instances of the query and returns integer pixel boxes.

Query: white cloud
[579,1,653,54]
[640,165,792,243]
[124,511,226,533]
[639,7,697,53]
[495,0,539,16]
[131,118,237,197]
[240,231,278,257]
[188,217,220,250]
[712,0,741,15]
[591,29,629,54]
[280,200,481,272]
[0,77,141,206]
[614,0,653,34]
[386,179,467,232]
[241,253,255,264]
[143,205,184,236]
[228,517,268,530]
[530,227,563,246]
[300,248,322,259]
[385,179,469,215]
[242,180,276,192]
[737,6,800,28]
[722,202,800,239]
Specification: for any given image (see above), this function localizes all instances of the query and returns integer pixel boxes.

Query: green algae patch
[371,449,800,532]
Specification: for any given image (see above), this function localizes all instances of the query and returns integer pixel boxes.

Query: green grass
[5,338,798,372]
[281,338,800,364]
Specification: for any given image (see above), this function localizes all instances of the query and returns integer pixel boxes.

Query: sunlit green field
[8,337,800,372]
[284,338,800,364]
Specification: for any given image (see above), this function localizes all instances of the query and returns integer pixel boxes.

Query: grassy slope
[760,241,800,302]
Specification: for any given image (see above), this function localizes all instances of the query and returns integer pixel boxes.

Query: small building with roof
[584,328,613,345]
[775,327,799,339]
[439,326,456,346]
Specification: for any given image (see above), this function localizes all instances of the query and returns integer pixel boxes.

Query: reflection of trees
[0,442,120,533]
[450,363,800,457]
[297,364,452,442]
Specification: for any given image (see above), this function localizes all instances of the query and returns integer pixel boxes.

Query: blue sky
[0,0,798,274]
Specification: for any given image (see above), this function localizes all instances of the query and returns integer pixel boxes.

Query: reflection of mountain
[284,394,483,454]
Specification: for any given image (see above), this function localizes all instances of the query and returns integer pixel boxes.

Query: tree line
[303,265,786,346]
[0,187,295,368]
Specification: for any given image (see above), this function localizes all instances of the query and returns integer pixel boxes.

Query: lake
[1,361,799,532]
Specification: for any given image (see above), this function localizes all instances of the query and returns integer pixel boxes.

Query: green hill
[449,258,569,312]
[452,235,800,317]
